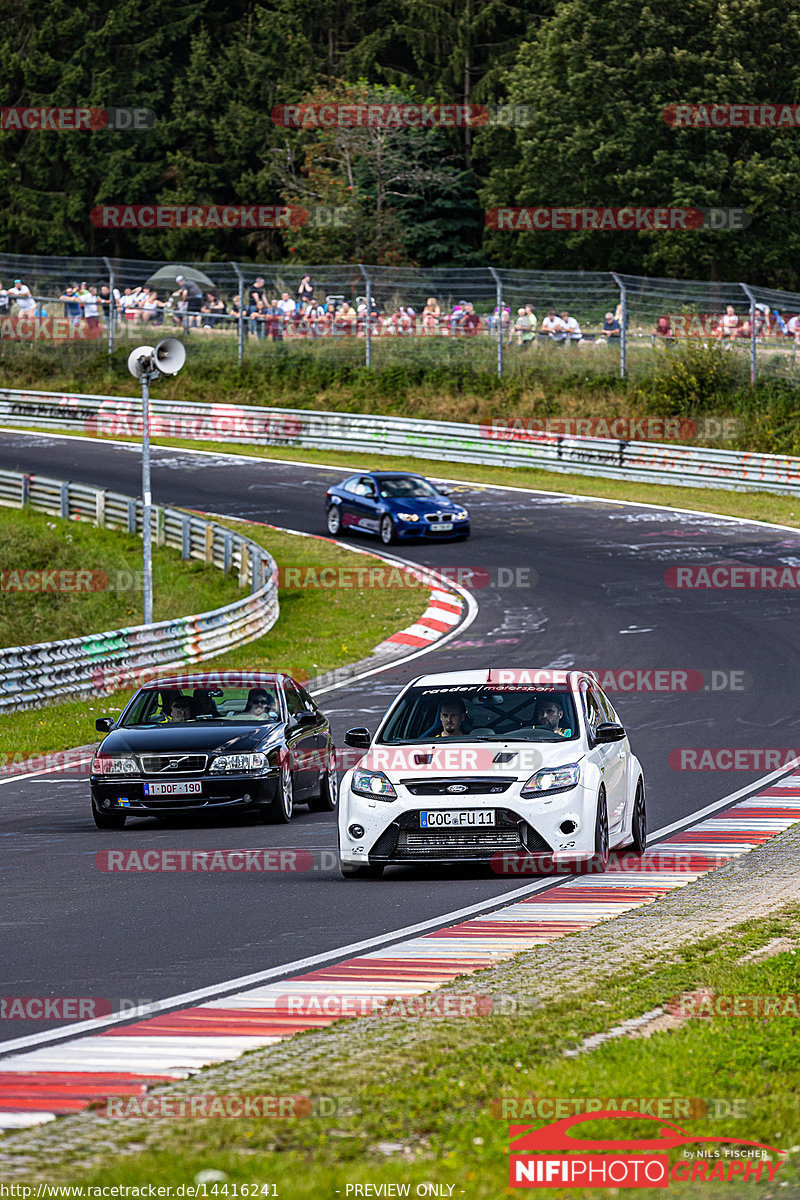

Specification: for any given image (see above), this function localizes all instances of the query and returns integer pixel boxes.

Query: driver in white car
[533,696,567,736]
[435,698,469,737]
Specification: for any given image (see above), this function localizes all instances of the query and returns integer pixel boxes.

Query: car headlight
[210,753,268,773]
[397,513,420,522]
[351,768,397,800]
[520,763,581,797]
[453,511,469,520]
[92,756,138,775]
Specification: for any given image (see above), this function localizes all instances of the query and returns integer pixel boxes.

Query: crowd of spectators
[651,303,798,344]
[4,273,800,350]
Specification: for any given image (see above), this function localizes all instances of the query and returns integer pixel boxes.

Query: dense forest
[3,0,800,285]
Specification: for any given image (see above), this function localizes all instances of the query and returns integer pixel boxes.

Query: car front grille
[403,778,513,796]
[139,754,208,775]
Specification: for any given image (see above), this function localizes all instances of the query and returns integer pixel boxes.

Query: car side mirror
[594,722,626,743]
[438,486,451,496]
[345,727,371,748]
[294,711,317,727]
[96,717,114,732]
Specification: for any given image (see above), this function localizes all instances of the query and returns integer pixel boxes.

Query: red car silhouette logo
[510,1110,784,1156]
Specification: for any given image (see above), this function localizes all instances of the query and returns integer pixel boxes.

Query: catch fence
[2,254,800,385]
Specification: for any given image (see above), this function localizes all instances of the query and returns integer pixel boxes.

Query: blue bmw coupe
[325,471,470,544]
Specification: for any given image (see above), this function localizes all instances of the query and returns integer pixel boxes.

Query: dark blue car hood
[387,495,464,515]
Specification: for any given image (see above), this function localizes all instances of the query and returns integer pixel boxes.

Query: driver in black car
[533,696,566,736]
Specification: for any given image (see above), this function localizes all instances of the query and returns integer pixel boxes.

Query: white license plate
[429,522,453,532]
[143,781,203,796]
[420,809,494,827]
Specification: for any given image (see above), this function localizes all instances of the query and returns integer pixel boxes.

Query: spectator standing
[249,276,266,340]
[61,285,82,329]
[0,281,8,317]
[176,274,203,329]
[297,275,314,306]
[79,285,101,334]
[9,279,35,317]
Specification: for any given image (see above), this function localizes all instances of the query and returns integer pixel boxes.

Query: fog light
[348,824,365,839]
[242,793,251,802]
[559,819,577,834]
[102,799,111,810]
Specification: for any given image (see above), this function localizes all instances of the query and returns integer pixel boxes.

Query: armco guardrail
[2,386,800,496]
[0,470,279,712]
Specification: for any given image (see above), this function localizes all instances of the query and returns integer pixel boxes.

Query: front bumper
[396,520,470,539]
[90,769,281,815]
[339,782,593,867]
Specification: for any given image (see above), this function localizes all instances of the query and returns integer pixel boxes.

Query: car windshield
[119,686,282,726]
[378,686,579,743]
[377,476,439,499]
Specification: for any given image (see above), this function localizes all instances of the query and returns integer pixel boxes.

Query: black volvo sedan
[90,674,337,829]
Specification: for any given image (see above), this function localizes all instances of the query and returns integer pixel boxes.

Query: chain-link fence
[2,254,800,385]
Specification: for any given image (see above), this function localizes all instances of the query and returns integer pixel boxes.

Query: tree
[482,0,800,285]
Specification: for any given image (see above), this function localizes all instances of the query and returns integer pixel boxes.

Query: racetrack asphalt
[0,430,796,1041]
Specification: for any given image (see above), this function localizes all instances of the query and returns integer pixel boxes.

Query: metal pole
[104,257,115,357]
[358,265,371,367]
[489,267,503,379]
[141,372,154,624]
[232,263,245,367]
[740,283,757,387]
[611,272,627,380]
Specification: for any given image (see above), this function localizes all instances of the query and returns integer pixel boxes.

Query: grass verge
[3,337,800,452]
[0,506,242,647]
[13,905,799,1197]
[0,517,428,762]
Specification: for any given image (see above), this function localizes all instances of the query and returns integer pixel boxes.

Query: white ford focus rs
[337,669,646,879]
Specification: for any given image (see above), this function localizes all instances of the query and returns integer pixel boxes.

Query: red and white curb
[1,774,798,1130]
[381,587,464,649]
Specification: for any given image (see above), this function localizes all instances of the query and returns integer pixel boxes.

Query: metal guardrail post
[232,263,245,368]
[489,268,503,379]
[611,273,627,379]
[359,265,372,367]
[740,283,757,387]
[141,374,154,624]
[104,257,115,357]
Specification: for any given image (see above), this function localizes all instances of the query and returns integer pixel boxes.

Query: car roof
[140,673,283,689]
[410,669,586,688]
[367,471,429,479]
